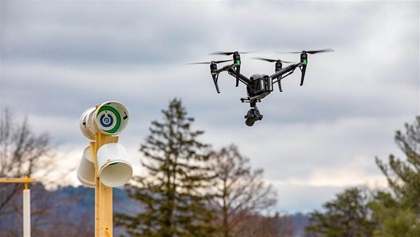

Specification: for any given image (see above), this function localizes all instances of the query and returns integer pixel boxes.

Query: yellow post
[91,132,118,237]
[0,177,36,184]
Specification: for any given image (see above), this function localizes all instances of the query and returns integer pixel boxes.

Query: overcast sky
[0,0,419,213]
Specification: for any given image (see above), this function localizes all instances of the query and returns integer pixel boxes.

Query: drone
[190,49,334,126]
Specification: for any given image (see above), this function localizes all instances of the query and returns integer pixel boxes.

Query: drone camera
[244,108,263,127]
[245,117,256,127]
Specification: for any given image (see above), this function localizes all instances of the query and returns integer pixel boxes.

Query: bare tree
[210,144,282,237]
[0,183,95,237]
[239,213,294,237]
[0,108,58,215]
[0,108,81,236]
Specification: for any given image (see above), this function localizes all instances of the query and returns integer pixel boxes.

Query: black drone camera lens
[245,117,256,127]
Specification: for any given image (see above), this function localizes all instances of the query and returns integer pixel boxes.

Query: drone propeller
[252,57,294,63]
[281,48,335,54]
[188,59,232,65]
[252,57,294,92]
[188,59,233,94]
[278,48,334,86]
[209,51,248,87]
[209,51,252,56]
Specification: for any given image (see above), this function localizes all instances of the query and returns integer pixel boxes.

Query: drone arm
[214,63,235,74]
[273,69,295,92]
[210,63,250,92]
[227,68,251,86]
[270,63,302,91]
[270,63,301,80]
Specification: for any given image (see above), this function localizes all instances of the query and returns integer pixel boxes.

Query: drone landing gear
[241,99,263,127]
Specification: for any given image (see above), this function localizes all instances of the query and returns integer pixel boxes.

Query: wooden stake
[0,178,36,184]
[91,132,118,237]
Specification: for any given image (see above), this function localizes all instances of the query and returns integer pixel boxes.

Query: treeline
[305,116,420,237]
[2,100,419,237]
[0,183,308,237]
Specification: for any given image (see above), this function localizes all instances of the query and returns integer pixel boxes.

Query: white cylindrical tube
[23,189,30,237]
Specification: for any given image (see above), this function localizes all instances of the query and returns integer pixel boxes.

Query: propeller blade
[280,51,302,54]
[188,59,232,65]
[252,57,294,63]
[306,48,335,54]
[209,51,252,56]
[279,48,335,54]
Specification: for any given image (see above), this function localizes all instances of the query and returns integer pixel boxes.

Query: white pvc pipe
[23,189,30,237]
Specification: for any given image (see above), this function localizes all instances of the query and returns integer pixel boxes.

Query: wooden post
[90,132,118,237]
[0,178,36,183]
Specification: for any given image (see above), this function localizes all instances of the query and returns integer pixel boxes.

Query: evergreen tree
[305,187,376,237]
[372,116,420,236]
[115,98,217,237]
[375,116,420,210]
[369,191,420,237]
[305,117,420,236]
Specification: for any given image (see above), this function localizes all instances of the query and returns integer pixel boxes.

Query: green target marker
[97,105,121,134]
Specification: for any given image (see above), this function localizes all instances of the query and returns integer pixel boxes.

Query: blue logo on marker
[100,114,114,127]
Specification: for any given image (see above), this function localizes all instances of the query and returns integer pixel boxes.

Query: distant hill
[0,183,139,236]
[0,184,309,236]
[291,212,309,237]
